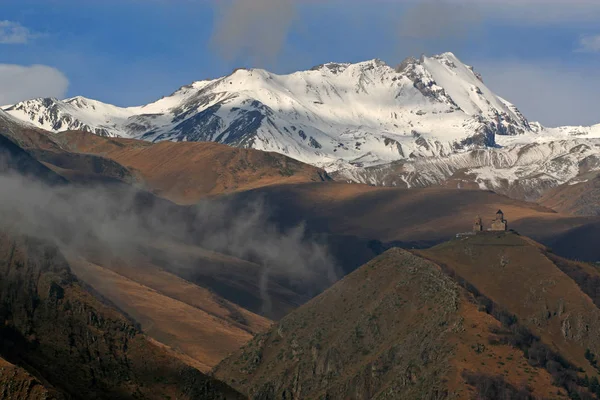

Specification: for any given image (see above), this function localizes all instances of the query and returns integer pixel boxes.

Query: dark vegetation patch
[462,371,533,400]
[586,349,599,371]
[582,349,600,398]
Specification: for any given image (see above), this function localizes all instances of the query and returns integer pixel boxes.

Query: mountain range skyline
[2,0,600,127]
[3,51,599,205]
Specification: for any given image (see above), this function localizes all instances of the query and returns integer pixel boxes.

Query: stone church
[490,210,508,231]
[472,210,508,232]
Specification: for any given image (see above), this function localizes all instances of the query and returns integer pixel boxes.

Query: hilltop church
[473,210,508,232]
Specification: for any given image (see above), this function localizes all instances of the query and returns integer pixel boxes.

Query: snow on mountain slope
[2,53,530,170]
[3,52,599,201]
[334,133,600,201]
[422,54,524,126]
[3,96,136,137]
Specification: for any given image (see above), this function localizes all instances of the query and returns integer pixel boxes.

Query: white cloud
[474,60,600,127]
[0,64,69,106]
[576,34,600,53]
[0,21,38,45]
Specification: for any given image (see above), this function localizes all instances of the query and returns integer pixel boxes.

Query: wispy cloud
[210,0,296,65]
[0,21,38,45]
[395,0,482,55]
[0,64,69,105]
[576,34,600,53]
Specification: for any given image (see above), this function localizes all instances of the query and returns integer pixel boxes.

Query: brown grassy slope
[55,130,330,204]
[68,254,271,372]
[0,356,65,399]
[417,232,600,379]
[138,240,310,320]
[0,117,137,185]
[0,231,244,400]
[223,182,596,251]
[539,175,600,216]
[214,248,564,400]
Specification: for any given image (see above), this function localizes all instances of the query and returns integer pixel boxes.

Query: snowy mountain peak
[310,62,352,74]
[431,51,460,64]
[2,51,578,172]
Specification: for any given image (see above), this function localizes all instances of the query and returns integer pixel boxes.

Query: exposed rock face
[0,357,65,400]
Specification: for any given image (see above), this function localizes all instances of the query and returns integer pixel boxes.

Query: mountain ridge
[0,52,535,166]
[3,52,600,202]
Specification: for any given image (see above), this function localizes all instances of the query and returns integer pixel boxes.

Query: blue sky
[1,0,599,126]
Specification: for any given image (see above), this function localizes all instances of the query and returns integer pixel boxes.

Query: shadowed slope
[0,356,65,400]
[0,132,66,185]
[221,182,598,268]
[0,114,136,186]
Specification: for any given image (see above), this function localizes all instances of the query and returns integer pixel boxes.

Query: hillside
[213,247,568,399]
[538,175,600,216]
[417,232,600,398]
[220,182,599,266]
[0,230,244,399]
[68,251,272,372]
[55,130,330,204]
[0,113,329,203]
[215,233,600,399]
[0,112,138,186]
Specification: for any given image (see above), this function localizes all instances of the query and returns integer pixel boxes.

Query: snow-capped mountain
[3,52,600,200]
[334,131,600,201]
[3,53,529,168]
